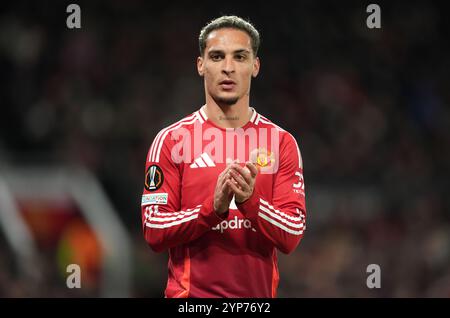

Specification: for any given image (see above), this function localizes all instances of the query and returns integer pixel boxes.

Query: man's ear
[197,56,204,76]
[252,57,260,78]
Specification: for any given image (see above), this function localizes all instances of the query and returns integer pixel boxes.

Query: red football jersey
[141,106,306,298]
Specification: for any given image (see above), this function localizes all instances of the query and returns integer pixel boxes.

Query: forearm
[143,197,228,252]
[237,193,306,254]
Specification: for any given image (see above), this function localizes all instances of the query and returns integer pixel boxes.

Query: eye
[235,54,247,61]
[210,54,223,61]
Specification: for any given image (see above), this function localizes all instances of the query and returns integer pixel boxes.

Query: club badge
[250,148,275,169]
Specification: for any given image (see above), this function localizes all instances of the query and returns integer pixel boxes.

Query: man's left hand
[226,161,258,204]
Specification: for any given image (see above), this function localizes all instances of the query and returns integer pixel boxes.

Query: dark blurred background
[0,0,449,297]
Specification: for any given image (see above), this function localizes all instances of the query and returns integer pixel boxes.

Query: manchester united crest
[250,148,277,174]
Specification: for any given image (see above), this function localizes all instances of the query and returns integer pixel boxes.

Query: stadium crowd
[0,1,449,297]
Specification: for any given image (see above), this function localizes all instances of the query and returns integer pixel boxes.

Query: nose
[222,56,235,75]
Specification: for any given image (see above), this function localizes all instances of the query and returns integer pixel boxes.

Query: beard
[213,94,239,106]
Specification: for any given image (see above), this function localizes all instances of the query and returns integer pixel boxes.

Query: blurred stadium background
[0,0,449,297]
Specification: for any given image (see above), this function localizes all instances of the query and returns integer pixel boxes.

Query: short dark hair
[199,15,260,57]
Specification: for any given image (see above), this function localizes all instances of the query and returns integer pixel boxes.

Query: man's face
[197,28,260,106]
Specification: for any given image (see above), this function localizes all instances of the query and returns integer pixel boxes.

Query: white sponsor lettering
[212,216,256,233]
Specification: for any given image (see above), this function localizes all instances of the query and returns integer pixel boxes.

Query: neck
[204,95,251,129]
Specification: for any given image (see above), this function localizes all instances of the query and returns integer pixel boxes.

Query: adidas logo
[190,152,216,168]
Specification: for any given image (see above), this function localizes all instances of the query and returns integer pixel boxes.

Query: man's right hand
[213,164,235,215]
